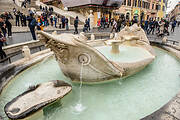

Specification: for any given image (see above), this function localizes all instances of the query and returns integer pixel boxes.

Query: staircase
[35,0,86,23]
[0,0,86,26]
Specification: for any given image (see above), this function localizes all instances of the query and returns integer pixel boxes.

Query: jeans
[7,27,12,36]
[30,27,36,40]
[74,26,78,34]
[0,46,6,59]
[16,19,20,26]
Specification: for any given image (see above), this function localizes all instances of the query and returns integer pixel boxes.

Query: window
[147,3,150,9]
[128,0,131,6]
[156,4,160,10]
[152,4,154,9]
[138,0,141,7]
[163,6,165,11]
[123,0,126,5]
[156,4,158,10]
[133,0,137,7]
[147,15,149,20]
[142,1,145,8]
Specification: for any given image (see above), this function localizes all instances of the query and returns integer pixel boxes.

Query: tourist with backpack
[27,13,37,40]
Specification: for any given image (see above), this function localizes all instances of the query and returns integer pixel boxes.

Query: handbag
[1,37,6,42]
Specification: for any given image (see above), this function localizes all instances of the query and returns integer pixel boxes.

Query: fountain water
[74,62,87,113]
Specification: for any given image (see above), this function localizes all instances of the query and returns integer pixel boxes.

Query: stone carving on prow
[38,34,48,43]
[46,39,69,64]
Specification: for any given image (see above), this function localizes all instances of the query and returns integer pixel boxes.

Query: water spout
[74,63,86,113]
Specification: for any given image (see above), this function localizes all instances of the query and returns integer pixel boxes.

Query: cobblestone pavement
[167,26,180,42]
[4,26,179,47]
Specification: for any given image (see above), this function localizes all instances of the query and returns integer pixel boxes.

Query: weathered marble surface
[140,42,180,120]
[4,80,72,119]
[37,24,155,83]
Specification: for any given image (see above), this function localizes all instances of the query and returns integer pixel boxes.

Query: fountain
[0,24,180,120]
[37,24,155,83]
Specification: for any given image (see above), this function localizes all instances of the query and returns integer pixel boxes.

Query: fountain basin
[0,47,180,120]
[4,80,72,119]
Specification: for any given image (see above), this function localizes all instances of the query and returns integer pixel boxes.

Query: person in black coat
[0,19,7,38]
[27,13,37,40]
[23,14,27,26]
[5,19,12,37]
[74,16,79,34]
[15,11,20,26]
[0,31,7,59]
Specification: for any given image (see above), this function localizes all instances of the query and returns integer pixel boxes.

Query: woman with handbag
[0,30,7,59]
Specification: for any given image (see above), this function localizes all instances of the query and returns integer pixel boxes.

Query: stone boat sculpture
[37,24,155,83]
[4,80,72,119]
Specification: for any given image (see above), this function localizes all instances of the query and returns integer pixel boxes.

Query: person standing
[116,18,121,32]
[147,19,155,35]
[27,13,37,40]
[61,16,65,28]
[5,18,12,37]
[15,11,20,26]
[97,18,101,31]
[0,18,7,39]
[53,15,57,28]
[171,19,177,32]
[74,16,79,34]
[158,19,165,37]
[20,12,24,26]
[87,18,90,31]
[65,17,69,30]
[23,14,27,26]
[111,19,117,33]
[50,16,53,26]
[0,30,7,59]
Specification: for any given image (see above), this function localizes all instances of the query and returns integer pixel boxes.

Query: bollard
[91,34,95,40]
[22,46,31,60]
[114,33,118,39]
[110,33,114,39]
[162,36,167,44]
[52,31,57,35]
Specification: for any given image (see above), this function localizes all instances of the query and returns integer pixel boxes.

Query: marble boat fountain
[37,24,155,83]
[1,23,180,120]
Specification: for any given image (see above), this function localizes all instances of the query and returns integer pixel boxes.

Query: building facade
[168,1,180,21]
[43,0,123,26]
[114,0,166,21]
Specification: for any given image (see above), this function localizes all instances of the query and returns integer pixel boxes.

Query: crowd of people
[96,15,179,38]
[0,5,180,60]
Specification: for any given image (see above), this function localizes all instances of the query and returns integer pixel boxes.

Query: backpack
[30,18,36,27]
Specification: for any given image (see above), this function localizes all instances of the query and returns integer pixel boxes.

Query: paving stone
[160,113,177,120]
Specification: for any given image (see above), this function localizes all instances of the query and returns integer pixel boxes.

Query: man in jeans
[74,16,79,34]
[27,13,37,40]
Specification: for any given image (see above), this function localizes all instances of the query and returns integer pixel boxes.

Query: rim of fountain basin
[0,41,180,120]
